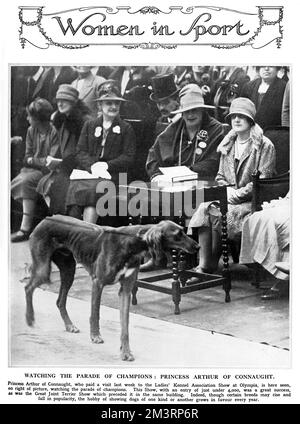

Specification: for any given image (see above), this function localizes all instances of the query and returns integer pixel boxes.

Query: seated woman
[146,83,226,182]
[141,83,226,272]
[188,97,276,273]
[239,194,290,299]
[11,98,59,242]
[66,81,136,223]
[36,84,91,214]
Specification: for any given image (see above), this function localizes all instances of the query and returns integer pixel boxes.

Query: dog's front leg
[119,271,137,361]
[90,278,104,344]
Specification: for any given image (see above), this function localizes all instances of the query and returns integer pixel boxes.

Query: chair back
[263,126,290,174]
[251,171,290,212]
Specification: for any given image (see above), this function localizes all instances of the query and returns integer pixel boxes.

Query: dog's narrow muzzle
[184,239,199,254]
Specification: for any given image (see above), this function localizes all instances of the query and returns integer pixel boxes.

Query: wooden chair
[251,170,290,212]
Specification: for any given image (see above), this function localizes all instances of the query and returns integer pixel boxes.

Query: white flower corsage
[112,125,121,134]
[94,126,102,137]
[195,130,209,155]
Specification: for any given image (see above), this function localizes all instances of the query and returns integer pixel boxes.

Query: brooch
[195,130,209,155]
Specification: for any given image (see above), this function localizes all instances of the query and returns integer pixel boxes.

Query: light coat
[71,72,106,117]
[188,124,276,238]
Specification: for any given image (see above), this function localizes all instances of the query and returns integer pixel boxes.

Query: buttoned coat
[76,116,136,177]
[65,116,136,209]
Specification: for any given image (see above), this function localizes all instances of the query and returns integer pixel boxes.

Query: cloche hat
[225,97,256,125]
[56,84,79,103]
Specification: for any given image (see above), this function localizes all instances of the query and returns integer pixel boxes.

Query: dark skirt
[11,167,44,201]
[36,155,79,214]
[66,178,107,207]
[37,169,71,214]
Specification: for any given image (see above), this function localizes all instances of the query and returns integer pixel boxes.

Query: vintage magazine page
[1,0,299,414]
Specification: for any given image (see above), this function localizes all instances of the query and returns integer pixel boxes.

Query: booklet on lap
[158,166,198,182]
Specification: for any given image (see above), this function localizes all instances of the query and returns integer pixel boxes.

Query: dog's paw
[66,324,80,333]
[121,350,135,361]
[91,334,104,344]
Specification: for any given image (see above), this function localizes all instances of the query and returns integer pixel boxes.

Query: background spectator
[241,66,286,129]
[210,66,250,122]
[71,66,106,118]
[281,81,290,127]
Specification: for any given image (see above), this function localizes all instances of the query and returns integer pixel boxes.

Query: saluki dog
[25,215,199,361]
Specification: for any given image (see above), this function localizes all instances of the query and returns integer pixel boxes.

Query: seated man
[239,194,290,299]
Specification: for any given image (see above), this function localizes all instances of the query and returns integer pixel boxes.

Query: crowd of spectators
[10,65,290,298]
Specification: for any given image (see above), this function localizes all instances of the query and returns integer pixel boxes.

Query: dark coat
[146,114,228,180]
[240,76,287,129]
[76,116,136,178]
[36,105,91,214]
[108,66,155,93]
[52,106,91,161]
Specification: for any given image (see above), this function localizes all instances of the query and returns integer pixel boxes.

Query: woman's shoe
[11,230,31,243]
[261,281,289,300]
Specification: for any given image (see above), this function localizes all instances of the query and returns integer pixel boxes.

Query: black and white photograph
[1,0,299,408]
[9,63,290,368]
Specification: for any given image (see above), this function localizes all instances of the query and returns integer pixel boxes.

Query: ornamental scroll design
[18,5,284,50]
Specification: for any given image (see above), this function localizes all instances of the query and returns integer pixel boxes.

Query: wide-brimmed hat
[95,80,126,102]
[170,83,215,114]
[56,84,79,103]
[225,97,256,124]
[150,73,179,102]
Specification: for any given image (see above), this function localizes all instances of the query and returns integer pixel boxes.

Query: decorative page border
[18,5,284,50]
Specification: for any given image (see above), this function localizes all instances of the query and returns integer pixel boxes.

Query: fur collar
[217,123,264,155]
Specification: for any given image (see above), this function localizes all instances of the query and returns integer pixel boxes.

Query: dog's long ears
[143,226,164,263]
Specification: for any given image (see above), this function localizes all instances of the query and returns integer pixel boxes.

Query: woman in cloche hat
[188,97,276,273]
[66,80,136,223]
[36,84,91,215]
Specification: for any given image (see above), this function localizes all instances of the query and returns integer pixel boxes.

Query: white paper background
[1,0,299,404]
